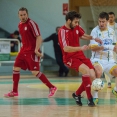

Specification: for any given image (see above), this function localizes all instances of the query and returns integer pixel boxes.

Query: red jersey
[58,25,85,63]
[18,18,40,53]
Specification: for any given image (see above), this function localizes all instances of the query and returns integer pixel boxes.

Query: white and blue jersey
[90,26,116,61]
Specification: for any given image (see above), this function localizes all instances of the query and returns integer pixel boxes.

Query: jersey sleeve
[79,26,85,37]
[29,20,40,37]
[90,30,99,45]
[113,31,117,44]
[58,29,68,49]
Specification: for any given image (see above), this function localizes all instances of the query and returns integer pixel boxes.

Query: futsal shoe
[72,93,83,106]
[48,86,57,98]
[93,98,99,105]
[88,98,95,107]
[4,91,18,98]
[112,89,117,97]
[108,82,111,88]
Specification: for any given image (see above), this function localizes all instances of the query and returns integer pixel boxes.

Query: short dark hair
[108,12,115,16]
[14,30,19,35]
[99,12,109,20]
[18,7,28,14]
[65,11,81,21]
[56,26,60,30]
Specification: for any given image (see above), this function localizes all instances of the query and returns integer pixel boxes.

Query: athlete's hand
[89,44,104,51]
[35,49,43,57]
[80,45,89,51]
[94,38,102,44]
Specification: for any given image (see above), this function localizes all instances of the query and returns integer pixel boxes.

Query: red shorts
[65,57,94,72]
[14,52,40,71]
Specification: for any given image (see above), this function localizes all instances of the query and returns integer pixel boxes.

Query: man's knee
[79,64,90,75]
[95,70,102,78]
[31,71,39,76]
[94,65,102,78]
[111,68,117,77]
[13,67,21,71]
[89,69,96,80]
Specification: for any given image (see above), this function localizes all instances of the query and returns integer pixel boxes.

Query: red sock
[36,72,54,88]
[82,75,92,99]
[13,70,20,93]
[75,82,85,96]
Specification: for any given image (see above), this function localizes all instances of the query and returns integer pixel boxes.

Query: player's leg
[112,77,117,97]
[79,63,95,106]
[31,70,57,97]
[109,65,117,97]
[105,73,111,88]
[55,52,69,77]
[67,58,95,106]
[72,63,90,106]
[4,53,25,97]
[92,60,103,105]
[29,53,57,98]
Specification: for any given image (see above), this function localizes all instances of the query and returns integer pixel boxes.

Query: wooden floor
[0,77,117,117]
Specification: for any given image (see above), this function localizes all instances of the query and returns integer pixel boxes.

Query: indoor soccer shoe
[48,86,57,98]
[93,98,99,105]
[72,93,83,106]
[112,89,117,97]
[88,98,95,107]
[4,91,18,97]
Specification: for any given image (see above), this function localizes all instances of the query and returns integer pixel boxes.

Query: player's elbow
[63,46,70,52]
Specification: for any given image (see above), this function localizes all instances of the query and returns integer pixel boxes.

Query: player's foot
[72,93,83,106]
[48,86,57,98]
[88,98,95,107]
[112,89,117,97]
[93,98,99,105]
[108,82,111,88]
[4,91,18,97]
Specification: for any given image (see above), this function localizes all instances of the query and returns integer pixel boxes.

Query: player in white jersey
[90,12,117,105]
[108,12,117,39]
[104,12,117,88]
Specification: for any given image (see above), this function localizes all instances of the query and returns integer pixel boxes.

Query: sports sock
[13,70,20,93]
[92,90,98,98]
[36,72,54,88]
[75,82,85,96]
[114,77,117,92]
[82,74,92,99]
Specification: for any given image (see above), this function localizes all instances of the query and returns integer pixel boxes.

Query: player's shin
[36,71,54,88]
[13,70,20,93]
[114,77,117,92]
[105,74,111,88]
[82,75,95,106]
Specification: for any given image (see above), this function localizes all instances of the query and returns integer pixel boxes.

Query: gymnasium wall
[0,0,68,59]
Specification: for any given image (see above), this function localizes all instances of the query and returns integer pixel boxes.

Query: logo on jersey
[66,30,69,32]
[34,66,37,69]
[24,27,27,30]
[102,39,112,45]
[76,30,79,34]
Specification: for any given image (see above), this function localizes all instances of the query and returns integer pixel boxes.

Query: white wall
[0,0,68,59]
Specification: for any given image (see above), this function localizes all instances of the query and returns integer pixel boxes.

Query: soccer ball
[92,79,104,91]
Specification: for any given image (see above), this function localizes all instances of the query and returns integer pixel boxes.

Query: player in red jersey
[4,7,57,98]
[58,11,102,107]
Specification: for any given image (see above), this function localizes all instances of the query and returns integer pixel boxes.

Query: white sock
[93,90,98,98]
[105,74,111,83]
